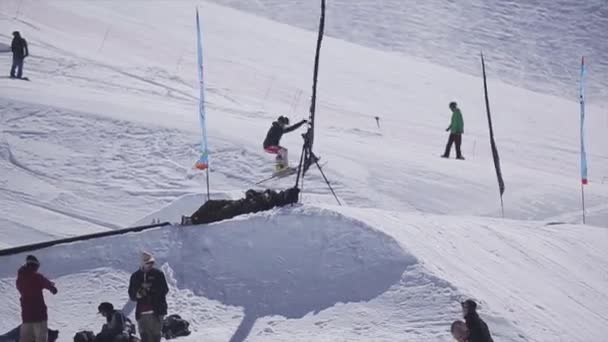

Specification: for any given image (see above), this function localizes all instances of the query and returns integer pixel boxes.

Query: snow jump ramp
[0,206,414,342]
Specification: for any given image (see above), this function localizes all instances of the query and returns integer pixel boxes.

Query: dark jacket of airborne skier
[263,116,307,149]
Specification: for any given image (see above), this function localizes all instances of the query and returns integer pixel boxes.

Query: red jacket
[16,265,54,323]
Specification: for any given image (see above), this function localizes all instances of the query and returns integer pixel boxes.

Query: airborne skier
[263,115,307,172]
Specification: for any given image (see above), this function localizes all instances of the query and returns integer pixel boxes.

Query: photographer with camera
[128,252,168,342]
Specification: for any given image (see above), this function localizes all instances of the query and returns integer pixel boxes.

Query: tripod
[294,130,341,205]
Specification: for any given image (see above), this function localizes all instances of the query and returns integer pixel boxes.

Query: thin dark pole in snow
[292,0,339,206]
[294,0,325,184]
[98,27,110,52]
[308,0,326,150]
[14,0,23,19]
[481,52,506,217]
[581,183,586,224]
[206,169,211,201]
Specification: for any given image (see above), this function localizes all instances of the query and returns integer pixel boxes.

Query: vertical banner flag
[580,57,588,185]
[194,8,209,171]
[481,53,505,198]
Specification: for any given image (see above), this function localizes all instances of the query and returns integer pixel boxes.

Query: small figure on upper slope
[462,299,494,342]
[442,101,465,160]
[10,31,28,79]
[263,115,307,172]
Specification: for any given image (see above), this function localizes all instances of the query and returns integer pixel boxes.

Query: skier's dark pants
[10,56,24,78]
[443,133,462,158]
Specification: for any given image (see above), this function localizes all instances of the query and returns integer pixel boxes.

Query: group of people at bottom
[6,252,168,342]
[8,250,494,342]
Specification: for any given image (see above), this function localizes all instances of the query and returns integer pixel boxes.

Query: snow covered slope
[209,0,608,103]
[2,205,606,341]
[0,0,607,341]
[1,0,606,246]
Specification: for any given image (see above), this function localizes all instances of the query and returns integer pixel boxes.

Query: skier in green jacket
[442,101,465,160]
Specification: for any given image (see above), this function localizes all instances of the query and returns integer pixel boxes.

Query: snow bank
[0,207,420,341]
[3,204,605,341]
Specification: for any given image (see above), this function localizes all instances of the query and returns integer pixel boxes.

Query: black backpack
[73,331,95,342]
[162,314,191,339]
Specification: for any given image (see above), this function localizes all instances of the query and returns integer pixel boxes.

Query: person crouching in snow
[450,320,469,342]
[128,252,168,342]
[461,299,494,342]
[263,115,307,172]
[16,255,58,342]
[95,302,134,342]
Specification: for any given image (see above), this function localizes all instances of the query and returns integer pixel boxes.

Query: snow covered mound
[0,207,442,341]
[0,1,607,341]
[2,206,607,341]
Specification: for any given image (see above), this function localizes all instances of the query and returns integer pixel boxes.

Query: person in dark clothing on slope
[128,252,168,342]
[10,31,28,79]
[442,101,465,160]
[94,302,133,342]
[263,115,307,172]
[462,299,494,342]
[16,255,58,342]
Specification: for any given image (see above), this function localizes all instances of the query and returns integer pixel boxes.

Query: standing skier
[128,252,168,342]
[16,255,58,342]
[10,31,28,79]
[461,299,494,342]
[263,115,307,172]
[442,101,465,160]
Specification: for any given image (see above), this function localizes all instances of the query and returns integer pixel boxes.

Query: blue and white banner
[195,8,209,170]
[580,57,588,185]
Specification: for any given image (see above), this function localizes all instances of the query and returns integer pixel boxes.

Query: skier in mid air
[263,115,307,173]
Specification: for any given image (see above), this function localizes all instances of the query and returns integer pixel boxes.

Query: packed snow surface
[210,0,608,103]
[1,205,606,341]
[0,0,607,341]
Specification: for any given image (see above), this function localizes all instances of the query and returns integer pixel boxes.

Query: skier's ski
[256,167,297,185]
[255,162,327,185]
[2,76,29,81]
